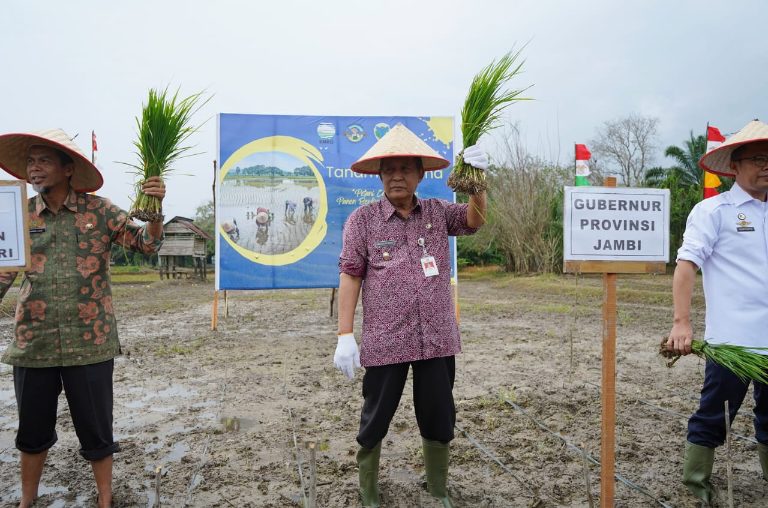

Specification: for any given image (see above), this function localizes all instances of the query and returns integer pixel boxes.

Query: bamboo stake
[582,443,595,508]
[307,441,317,508]
[154,465,163,507]
[725,400,734,508]
[211,291,219,331]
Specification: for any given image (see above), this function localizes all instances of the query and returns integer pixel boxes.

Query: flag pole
[573,142,577,185]
[704,122,709,200]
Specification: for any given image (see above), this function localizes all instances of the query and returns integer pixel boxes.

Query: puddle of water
[154,385,198,399]
[0,388,14,404]
[5,483,69,500]
[157,441,189,466]
[123,400,146,409]
[0,414,19,430]
[144,442,164,454]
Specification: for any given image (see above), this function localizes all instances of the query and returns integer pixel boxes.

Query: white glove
[334,333,361,380]
[463,144,489,171]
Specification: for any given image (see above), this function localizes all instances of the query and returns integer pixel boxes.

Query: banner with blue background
[216,114,455,290]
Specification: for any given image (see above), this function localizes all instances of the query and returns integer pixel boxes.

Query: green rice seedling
[660,338,768,384]
[123,87,209,222]
[448,48,531,195]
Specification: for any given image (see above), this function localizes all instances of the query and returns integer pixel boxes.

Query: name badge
[29,227,46,234]
[421,256,439,277]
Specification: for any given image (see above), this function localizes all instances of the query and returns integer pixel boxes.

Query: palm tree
[645,131,707,188]
[645,131,724,263]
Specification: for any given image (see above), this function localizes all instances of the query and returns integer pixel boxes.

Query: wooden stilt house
[157,216,212,280]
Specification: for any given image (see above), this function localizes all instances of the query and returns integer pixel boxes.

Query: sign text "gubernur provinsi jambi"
[563,187,670,262]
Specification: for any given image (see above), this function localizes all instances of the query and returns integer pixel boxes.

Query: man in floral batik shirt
[333,124,488,507]
[0,129,165,508]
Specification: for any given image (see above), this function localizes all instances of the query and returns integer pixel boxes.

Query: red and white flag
[575,144,591,186]
[706,125,725,152]
[704,125,724,199]
[91,130,98,164]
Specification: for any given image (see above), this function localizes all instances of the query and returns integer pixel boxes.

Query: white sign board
[0,181,30,271]
[563,186,670,262]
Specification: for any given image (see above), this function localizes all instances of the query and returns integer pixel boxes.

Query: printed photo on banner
[216,114,455,290]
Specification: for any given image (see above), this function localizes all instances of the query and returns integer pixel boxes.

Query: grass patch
[154,336,207,356]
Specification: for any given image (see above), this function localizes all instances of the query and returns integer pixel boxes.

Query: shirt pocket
[367,240,402,271]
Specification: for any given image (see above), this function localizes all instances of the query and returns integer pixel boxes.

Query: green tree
[194,200,215,259]
[645,132,706,188]
[645,131,732,260]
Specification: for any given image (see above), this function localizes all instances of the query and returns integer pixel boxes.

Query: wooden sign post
[563,177,669,506]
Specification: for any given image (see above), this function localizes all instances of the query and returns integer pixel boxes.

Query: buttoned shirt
[0,190,163,367]
[339,197,478,367]
[677,183,768,350]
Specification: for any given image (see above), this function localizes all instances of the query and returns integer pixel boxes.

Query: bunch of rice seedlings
[124,87,208,222]
[659,338,768,384]
[448,48,531,195]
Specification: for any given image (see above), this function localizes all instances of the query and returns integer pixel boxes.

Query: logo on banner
[373,123,390,140]
[344,124,365,143]
[317,123,335,144]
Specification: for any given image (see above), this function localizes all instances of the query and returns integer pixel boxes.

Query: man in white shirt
[667,120,768,503]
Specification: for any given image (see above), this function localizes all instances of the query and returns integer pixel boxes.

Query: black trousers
[357,355,456,449]
[688,359,768,448]
[14,360,119,461]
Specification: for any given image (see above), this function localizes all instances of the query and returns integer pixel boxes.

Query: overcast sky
[2,0,766,219]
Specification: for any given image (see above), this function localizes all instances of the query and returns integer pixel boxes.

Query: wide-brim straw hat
[255,212,269,224]
[0,129,103,192]
[350,123,449,174]
[699,120,768,177]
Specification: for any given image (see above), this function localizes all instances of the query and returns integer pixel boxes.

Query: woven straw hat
[255,211,269,224]
[699,120,768,177]
[350,123,449,174]
[0,129,103,192]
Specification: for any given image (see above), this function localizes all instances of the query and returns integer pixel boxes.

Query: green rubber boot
[758,442,768,481]
[357,442,381,507]
[682,441,717,504]
[422,438,454,508]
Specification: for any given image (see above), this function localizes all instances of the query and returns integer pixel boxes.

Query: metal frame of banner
[563,177,665,507]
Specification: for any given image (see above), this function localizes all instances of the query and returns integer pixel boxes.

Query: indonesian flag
[703,125,724,199]
[706,125,725,152]
[91,130,98,164]
[575,144,591,186]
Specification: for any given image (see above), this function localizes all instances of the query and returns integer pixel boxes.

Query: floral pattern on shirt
[0,190,164,367]
[339,197,478,367]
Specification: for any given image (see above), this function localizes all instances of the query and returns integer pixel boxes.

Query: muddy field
[1,270,767,507]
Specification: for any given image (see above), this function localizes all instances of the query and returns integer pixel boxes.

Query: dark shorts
[13,359,120,461]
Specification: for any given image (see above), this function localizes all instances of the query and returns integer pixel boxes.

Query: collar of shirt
[379,195,422,221]
[34,188,78,215]
[727,183,765,207]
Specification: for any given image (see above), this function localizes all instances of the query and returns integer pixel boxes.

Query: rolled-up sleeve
[106,200,164,255]
[677,203,719,268]
[339,208,368,277]
[444,201,479,236]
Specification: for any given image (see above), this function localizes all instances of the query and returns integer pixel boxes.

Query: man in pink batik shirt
[334,124,487,507]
